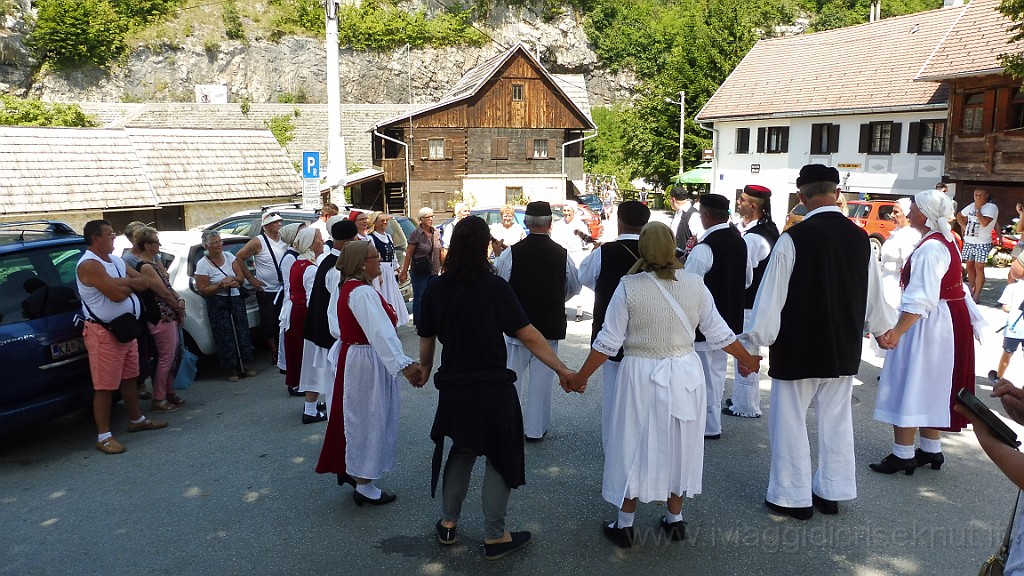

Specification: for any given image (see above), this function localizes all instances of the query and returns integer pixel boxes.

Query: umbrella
[670,162,713,185]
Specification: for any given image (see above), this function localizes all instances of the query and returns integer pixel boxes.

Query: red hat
[743,185,772,199]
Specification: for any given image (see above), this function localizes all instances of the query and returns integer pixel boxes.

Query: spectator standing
[234,212,288,365]
[579,201,650,450]
[121,220,154,400]
[683,194,748,439]
[878,198,922,314]
[399,207,442,327]
[494,201,582,442]
[442,202,471,258]
[77,220,167,454]
[368,212,409,327]
[956,187,998,302]
[726,184,779,419]
[194,230,256,381]
[669,188,704,258]
[993,277,1024,382]
[741,164,894,520]
[489,205,526,251]
[310,203,339,245]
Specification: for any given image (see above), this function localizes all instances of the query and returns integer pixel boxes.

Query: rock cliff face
[0,1,636,106]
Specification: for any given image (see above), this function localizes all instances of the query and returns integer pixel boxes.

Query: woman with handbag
[399,207,441,327]
[194,230,256,381]
[368,212,409,327]
[133,227,187,412]
[569,221,760,548]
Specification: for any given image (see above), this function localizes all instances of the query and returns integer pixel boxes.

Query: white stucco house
[695,4,963,220]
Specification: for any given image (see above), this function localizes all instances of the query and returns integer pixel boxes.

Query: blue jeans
[411,271,434,326]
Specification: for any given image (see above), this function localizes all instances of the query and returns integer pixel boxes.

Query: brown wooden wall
[410,179,461,217]
[409,127,468,180]
[946,74,1024,183]
[466,128,566,174]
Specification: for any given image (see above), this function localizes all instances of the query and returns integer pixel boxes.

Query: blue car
[0,221,92,435]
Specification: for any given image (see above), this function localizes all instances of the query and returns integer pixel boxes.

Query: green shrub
[108,0,182,26]
[28,0,129,68]
[0,95,99,127]
[223,0,246,41]
[265,114,295,146]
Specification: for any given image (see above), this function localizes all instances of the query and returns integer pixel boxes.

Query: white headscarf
[293,227,318,262]
[913,189,954,242]
[896,198,912,218]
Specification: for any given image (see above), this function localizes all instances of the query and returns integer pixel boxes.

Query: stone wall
[184,197,297,230]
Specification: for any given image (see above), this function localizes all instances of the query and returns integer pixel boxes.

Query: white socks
[664,512,684,524]
[919,437,942,454]
[615,510,635,529]
[97,432,112,442]
[356,482,381,499]
[304,401,318,416]
[893,443,915,459]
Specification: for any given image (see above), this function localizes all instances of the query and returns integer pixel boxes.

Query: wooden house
[915,0,1024,216]
[366,43,596,216]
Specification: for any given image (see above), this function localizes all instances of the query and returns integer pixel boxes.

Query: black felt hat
[331,219,357,241]
[617,201,651,227]
[525,201,552,217]
[796,164,840,188]
[699,193,730,212]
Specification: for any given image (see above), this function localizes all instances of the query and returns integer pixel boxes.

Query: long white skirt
[603,352,707,506]
[372,261,409,326]
[341,344,401,480]
[874,303,955,428]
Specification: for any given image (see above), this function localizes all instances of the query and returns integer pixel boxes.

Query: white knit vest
[621,271,704,359]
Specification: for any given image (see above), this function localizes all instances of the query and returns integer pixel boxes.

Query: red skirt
[943,298,974,432]
[315,342,350,476]
[283,302,306,388]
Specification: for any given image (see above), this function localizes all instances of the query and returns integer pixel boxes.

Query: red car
[846,200,899,251]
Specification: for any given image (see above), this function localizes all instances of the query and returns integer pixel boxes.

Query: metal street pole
[665,90,686,176]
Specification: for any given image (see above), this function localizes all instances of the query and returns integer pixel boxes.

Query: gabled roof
[916,0,1019,81]
[697,6,962,122]
[372,42,596,130]
[0,126,299,215]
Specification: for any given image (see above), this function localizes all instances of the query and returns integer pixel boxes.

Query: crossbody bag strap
[84,260,136,323]
[206,256,234,296]
[1000,490,1021,556]
[261,232,284,285]
[645,273,693,336]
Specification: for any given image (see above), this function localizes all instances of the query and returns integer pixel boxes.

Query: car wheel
[183,332,217,373]
[869,236,883,256]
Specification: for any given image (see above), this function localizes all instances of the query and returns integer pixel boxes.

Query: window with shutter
[888,123,902,154]
[533,138,549,159]
[867,122,894,154]
[963,93,984,134]
[491,137,508,159]
[735,128,750,154]
[756,127,766,153]
[918,120,945,155]
[765,126,788,153]
[428,138,445,160]
[1009,88,1024,130]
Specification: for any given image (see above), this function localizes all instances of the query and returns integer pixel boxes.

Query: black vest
[675,204,699,250]
[744,220,780,309]
[695,225,746,342]
[508,234,568,340]
[591,239,641,362]
[769,212,870,380]
[303,253,338,349]
[370,234,395,263]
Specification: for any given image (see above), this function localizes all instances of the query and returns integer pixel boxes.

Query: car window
[209,218,257,237]
[876,205,895,220]
[848,204,871,218]
[0,244,86,325]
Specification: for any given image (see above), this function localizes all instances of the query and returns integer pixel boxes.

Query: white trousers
[767,376,857,508]
[507,339,559,439]
[697,348,727,436]
[728,310,763,417]
[601,360,621,453]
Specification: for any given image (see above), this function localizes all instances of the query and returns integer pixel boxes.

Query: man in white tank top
[235,212,288,364]
[77,220,168,454]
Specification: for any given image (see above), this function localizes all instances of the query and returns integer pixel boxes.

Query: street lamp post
[664,90,685,176]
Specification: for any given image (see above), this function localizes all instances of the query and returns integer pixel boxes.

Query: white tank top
[77,250,140,322]
[254,233,287,292]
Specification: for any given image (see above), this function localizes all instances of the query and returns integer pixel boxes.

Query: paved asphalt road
[3,217,1024,575]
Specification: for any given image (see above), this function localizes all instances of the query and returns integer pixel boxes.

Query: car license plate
[51,337,85,360]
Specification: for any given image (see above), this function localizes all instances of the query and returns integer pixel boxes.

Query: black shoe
[484,531,532,560]
[722,406,761,418]
[989,369,1000,383]
[704,434,721,440]
[868,453,917,475]
[602,521,635,548]
[765,500,813,520]
[660,517,686,541]
[316,401,326,413]
[915,448,944,470]
[811,493,839,515]
[336,473,356,487]
[287,386,303,397]
[575,314,584,322]
[435,520,457,545]
[525,435,545,443]
[352,489,397,507]
[302,412,327,424]
[725,398,733,407]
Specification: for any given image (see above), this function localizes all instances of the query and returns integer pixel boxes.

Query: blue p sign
[302,152,320,179]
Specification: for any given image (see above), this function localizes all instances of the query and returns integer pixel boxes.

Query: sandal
[152,399,180,413]
[166,394,186,406]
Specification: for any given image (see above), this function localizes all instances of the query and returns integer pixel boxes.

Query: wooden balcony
[382,158,407,183]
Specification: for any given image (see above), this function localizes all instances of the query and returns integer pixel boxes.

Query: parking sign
[302,152,320,179]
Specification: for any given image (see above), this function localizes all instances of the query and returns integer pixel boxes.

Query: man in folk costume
[300,218,357,426]
[683,194,747,440]
[724,185,779,418]
[578,201,651,450]
[494,201,582,442]
[669,187,703,257]
[741,164,894,519]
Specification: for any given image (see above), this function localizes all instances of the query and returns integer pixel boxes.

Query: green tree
[585,105,631,185]
[27,0,129,68]
[108,0,182,26]
[1000,0,1024,79]
[223,0,246,41]
[0,95,99,127]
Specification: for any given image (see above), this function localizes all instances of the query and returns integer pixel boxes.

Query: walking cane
[227,290,246,377]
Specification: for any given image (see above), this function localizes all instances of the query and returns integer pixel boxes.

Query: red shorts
[83,322,140,391]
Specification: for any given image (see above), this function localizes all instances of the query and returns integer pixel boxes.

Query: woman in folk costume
[276,222,303,387]
[316,240,420,505]
[280,227,324,420]
[367,212,409,326]
[571,221,760,548]
[877,198,922,314]
[870,189,986,475]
